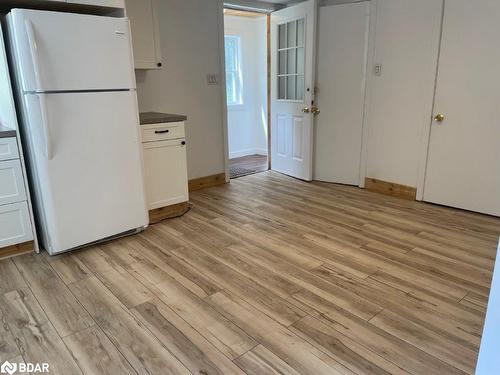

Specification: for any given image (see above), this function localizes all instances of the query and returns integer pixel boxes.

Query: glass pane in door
[287,20,297,48]
[287,49,296,74]
[279,51,287,75]
[278,76,287,99]
[276,17,305,101]
[297,19,305,46]
[287,75,296,100]
[279,24,287,49]
[297,47,304,74]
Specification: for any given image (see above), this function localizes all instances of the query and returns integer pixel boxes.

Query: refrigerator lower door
[24,90,148,254]
[8,8,135,93]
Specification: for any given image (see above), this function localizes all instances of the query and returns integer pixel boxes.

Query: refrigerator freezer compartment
[7,8,136,93]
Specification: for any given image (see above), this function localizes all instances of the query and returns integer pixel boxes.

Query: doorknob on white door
[434,113,445,122]
[302,107,310,113]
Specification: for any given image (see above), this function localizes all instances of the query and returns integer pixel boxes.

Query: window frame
[224,34,244,108]
[277,18,306,102]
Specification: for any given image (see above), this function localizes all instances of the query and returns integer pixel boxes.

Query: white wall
[134,0,442,187]
[224,15,268,159]
[363,0,442,188]
[135,0,226,180]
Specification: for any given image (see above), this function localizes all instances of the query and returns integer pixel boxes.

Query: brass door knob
[311,106,320,115]
[434,113,445,122]
[301,107,310,113]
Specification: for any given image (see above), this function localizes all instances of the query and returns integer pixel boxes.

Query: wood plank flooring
[0,171,498,375]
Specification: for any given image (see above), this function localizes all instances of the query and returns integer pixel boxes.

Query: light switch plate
[374,63,382,76]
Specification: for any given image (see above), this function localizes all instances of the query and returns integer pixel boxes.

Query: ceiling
[224,0,299,13]
[224,0,365,13]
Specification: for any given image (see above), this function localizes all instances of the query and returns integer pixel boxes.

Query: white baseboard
[229,148,268,159]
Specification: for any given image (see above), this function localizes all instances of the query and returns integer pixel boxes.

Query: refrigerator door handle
[25,19,43,92]
[37,94,53,160]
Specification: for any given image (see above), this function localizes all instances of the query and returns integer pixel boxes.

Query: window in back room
[224,35,243,106]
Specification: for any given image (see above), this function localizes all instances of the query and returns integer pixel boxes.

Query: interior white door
[271,0,317,181]
[423,0,500,216]
[24,91,148,254]
[313,2,369,185]
[8,9,135,92]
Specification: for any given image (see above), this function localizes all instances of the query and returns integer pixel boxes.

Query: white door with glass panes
[271,0,317,181]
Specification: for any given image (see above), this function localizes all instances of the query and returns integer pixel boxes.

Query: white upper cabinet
[125,0,162,69]
[67,0,125,7]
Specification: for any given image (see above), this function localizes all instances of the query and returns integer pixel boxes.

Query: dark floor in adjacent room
[229,154,268,179]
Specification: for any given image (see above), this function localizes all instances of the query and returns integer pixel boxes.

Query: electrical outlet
[207,74,219,85]
[374,63,382,76]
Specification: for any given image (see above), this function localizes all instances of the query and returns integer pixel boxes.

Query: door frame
[221,1,370,185]
[358,0,378,188]
[415,0,445,201]
[219,4,272,182]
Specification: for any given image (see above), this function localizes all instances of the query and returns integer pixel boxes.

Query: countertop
[139,112,188,125]
[0,125,16,138]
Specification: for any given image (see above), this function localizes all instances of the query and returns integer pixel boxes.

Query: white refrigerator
[5,9,149,255]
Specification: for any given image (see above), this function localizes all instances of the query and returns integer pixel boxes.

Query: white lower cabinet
[0,202,33,248]
[143,139,188,209]
[0,137,19,161]
[0,159,26,206]
[0,136,35,252]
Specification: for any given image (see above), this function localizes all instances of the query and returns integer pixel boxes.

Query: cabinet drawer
[141,122,185,142]
[0,160,27,206]
[0,137,19,161]
[143,139,189,209]
[0,201,33,248]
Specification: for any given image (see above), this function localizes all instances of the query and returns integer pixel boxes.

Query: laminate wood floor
[1,171,499,375]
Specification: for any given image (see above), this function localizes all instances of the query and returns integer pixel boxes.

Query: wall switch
[374,63,382,76]
[207,74,220,85]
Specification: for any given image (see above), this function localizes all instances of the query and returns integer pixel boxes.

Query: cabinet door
[0,160,27,206]
[67,0,125,8]
[143,139,188,210]
[0,137,19,161]
[0,202,33,248]
[125,0,162,69]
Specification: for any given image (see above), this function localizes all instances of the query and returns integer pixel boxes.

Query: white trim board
[415,0,444,200]
[358,0,376,188]
[218,0,231,183]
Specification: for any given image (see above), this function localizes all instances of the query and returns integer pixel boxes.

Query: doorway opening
[223,8,269,179]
